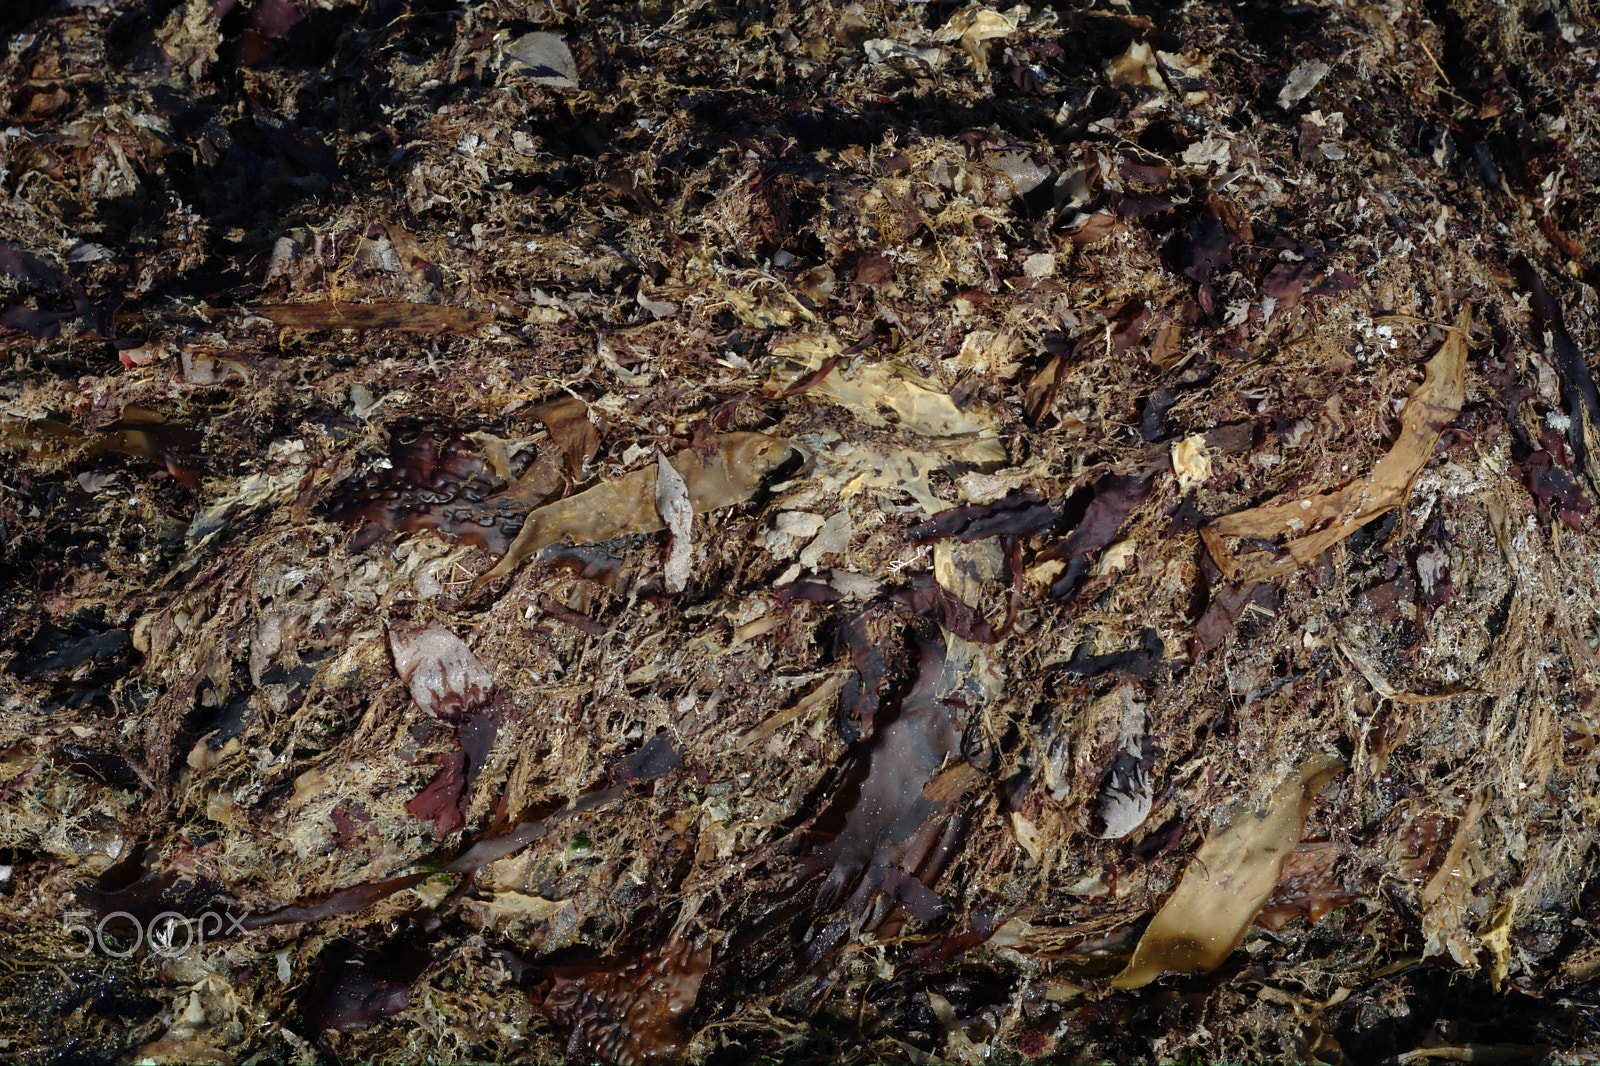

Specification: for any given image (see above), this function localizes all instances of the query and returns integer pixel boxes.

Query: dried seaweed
[1514,258,1600,491]
[1192,579,1266,655]
[244,301,487,334]
[536,592,608,637]
[1092,688,1154,840]
[614,732,681,785]
[1041,474,1155,564]
[531,396,601,479]
[405,751,470,836]
[76,865,229,931]
[1,412,201,488]
[238,873,435,931]
[1169,214,1235,315]
[654,453,693,594]
[1261,259,1358,311]
[0,240,71,293]
[11,622,131,676]
[8,0,1600,1061]
[804,634,964,930]
[1256,841,1354,931]
[1058,629,1164,679]
[771,339,1005,461]
[305,941,433,1039]
[891,573,998,644]
[0,239,113,339]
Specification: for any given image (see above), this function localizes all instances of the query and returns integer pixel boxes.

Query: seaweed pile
[4,0,1600,1062]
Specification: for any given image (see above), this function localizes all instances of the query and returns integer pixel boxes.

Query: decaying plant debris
[5,0,1600,1062]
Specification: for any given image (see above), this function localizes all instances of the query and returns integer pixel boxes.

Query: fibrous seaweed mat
[6,0,1600,1063]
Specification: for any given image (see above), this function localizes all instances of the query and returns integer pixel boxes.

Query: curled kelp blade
[1200,307,1470,582]
[469,432,794,595]
[1112,753,1344,990]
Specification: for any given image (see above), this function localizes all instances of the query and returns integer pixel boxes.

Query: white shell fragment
[1277,59,1330,108]
[388,624,495,717]
[656,453,694,594]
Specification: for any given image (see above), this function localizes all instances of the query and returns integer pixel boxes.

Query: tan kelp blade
[1113,753,1344,989]
[469,432,793,594]
[1201,307,1470,581]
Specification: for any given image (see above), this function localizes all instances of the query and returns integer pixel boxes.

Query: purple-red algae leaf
[908,489,1057,543]
[1168,214,1234,314]
[1041,474,1156,564]
[405,751,469,837]
[1261,260,1358,310]
[305,941,433,1039]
